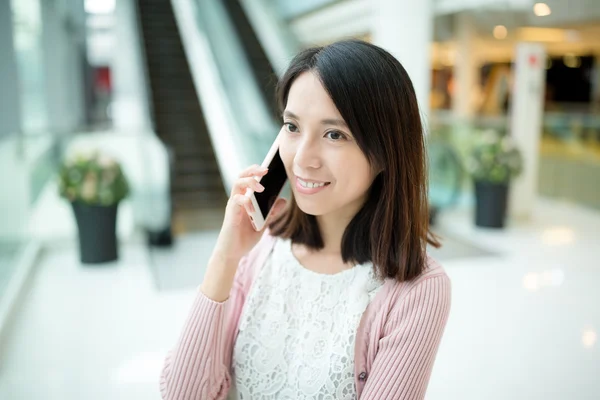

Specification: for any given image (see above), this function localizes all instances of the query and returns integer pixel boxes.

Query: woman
[160,39,451,400]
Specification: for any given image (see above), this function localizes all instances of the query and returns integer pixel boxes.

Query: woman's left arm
[360,274,452,400]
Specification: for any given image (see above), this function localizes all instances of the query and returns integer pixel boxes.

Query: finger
[239,164,259,177]
[231,193,255,214]
[239,164,268,179]
[231,177,265,196]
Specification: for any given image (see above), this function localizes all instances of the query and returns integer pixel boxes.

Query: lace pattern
[231,238,383,399]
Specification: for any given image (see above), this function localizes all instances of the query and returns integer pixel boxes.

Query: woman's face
[279,71,378,218]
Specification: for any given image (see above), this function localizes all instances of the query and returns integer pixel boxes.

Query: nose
[294,135,322,171]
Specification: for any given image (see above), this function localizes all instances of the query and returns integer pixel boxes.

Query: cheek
[278,135,295,172]
[332,152,373,191]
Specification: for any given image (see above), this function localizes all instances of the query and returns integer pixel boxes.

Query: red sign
[529,55,538,67]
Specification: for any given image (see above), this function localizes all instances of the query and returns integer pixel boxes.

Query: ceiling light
[563,54,581,69]
[534,3,551,17]
[582,329,597,349]
[85,0,115,14]
[493,25,508,40]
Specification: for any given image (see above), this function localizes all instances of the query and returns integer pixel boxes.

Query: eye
[325,131,346,141]
[284,122,299,133]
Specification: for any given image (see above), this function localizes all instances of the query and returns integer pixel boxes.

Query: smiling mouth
[296,177,331,189]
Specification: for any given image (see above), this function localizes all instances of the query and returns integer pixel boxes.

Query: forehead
[286,72,342,119]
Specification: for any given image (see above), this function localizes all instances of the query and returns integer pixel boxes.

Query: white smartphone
[245,136,288,231]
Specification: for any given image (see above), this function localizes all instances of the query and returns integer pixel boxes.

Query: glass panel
[193,0,279,163]
[272,0,338,19]
[0,132,53,305]
[0,241,22,297]
[428,110,600,211]
[539,112,600,210]
[11,0,48,133]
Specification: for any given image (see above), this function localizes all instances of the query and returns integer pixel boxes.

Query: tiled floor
[149,229,219,291]
[429,200,600,399]
[0,240,187,400]
[0,199,599,399]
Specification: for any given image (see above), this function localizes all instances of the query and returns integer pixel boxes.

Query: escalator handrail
[238,0,301,77]
[170,0,256,191]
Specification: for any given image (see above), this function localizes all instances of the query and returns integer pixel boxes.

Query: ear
[371,161,384,176]
[266,197,288,224]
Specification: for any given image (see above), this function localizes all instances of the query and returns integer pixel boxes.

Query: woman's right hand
[212,164,286,264]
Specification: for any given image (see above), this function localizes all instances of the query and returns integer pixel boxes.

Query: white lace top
[229,238,384,400]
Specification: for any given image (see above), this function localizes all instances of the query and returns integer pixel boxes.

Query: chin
[293,196,328,216]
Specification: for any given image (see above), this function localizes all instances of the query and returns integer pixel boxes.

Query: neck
[316,208,356,255]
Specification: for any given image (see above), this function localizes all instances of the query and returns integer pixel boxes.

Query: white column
[0,0,22,138]
[371,0,433,124]
[111,0,152,131]
[452,12,478,119]
[509,43,546,219]
[41,0,87,133]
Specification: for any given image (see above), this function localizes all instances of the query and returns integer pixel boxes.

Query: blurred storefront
[282,0,600,211]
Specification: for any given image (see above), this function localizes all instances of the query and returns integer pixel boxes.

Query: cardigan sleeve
[360,274,451,400]
[159,253,254,400]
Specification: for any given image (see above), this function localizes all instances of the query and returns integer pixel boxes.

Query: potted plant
[58,151,129,264]
[466,129,523,228]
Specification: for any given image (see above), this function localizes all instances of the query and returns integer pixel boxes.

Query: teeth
[298,178,326,189]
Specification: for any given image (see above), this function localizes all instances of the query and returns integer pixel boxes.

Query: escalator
[136,0,228,232]
[136,0,290,234]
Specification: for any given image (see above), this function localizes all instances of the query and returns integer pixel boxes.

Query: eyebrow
[283,110,348,129]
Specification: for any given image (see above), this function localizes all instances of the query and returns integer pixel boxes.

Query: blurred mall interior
[0,0,599,398]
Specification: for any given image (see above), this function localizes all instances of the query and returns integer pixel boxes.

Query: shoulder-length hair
[269,39,441,282]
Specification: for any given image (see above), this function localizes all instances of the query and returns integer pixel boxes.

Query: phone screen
[255,149,287,219]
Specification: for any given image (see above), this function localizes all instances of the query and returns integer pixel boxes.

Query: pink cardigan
[160,233,451,399]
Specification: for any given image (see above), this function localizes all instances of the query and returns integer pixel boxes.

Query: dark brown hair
[269,39,441,282]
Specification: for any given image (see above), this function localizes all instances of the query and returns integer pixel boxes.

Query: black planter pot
[71,202,119,264]
[474,181,509,228]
